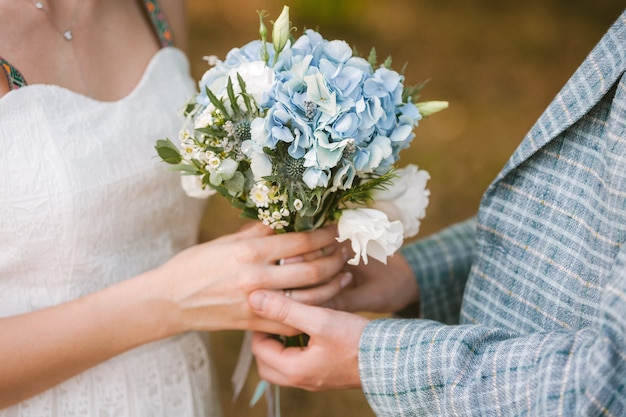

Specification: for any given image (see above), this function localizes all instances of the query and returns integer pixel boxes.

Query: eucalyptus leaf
[171,163,203,175]
[241,207,259,220]
[155,138,182,164]
[224,171,245,196]
[294,214,315,232]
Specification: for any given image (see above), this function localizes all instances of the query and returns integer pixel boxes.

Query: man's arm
[400,217,476,323]
[359,246,626,416]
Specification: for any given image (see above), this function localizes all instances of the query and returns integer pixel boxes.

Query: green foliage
[205,85,230,117]
[155,138,182,164]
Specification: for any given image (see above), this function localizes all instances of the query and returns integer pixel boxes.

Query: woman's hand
[249,290,368,391]
[150,223,351,335]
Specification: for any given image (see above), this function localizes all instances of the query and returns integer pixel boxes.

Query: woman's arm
[0,224,348,408]
[0,270,173,408]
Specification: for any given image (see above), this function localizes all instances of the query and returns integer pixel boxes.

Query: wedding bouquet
[156,6,446,265]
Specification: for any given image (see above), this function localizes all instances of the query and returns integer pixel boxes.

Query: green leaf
[403,79,429,102]
[241,207,259,220]
[224,171,245,196]
[383,55,392,69]
[183,101,197,116]
[367,47,377,69]
[294,214,315,232]
[226,77,242,117]
[155,138,182,164]
[205,86,230,118]
[170,163,203,175]
[237,73,256,115]
[343,170,396,206]
[195,127,228,139]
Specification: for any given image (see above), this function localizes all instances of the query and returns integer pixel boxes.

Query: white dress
[0,48,221,417]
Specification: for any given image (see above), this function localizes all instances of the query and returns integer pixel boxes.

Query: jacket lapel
[490,11,626,185]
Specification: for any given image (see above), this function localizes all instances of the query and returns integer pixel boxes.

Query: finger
[326,286,368,312]
[260,246,347,289]
[251,332,304,386]
[248,290,329,335]
[282,271,353,306]
[253,225,339,262]
[279,243,339,265]
[213,222,273,243]
[247,319,301,336]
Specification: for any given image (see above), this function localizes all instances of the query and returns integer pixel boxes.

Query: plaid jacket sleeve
[359,255,626,416]
[399,218,476,324]
[359,10,626,416]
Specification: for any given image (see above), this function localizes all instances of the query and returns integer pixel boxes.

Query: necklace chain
[33,0,84,41]
[28,0,92,97]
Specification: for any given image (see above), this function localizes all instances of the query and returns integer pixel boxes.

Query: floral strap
[0,57,26,91]
[143,0,175,47]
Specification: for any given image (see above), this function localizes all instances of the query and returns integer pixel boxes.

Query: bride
[0,0,351,415]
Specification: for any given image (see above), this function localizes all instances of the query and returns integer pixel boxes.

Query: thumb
[249,290,322,334]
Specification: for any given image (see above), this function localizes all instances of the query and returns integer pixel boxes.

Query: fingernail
[339,271,353,288]
[248,291,267,311]
[341,247,349,262]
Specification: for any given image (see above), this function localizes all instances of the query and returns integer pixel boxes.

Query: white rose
[337,208,404,266]
[371,164,430,238]
[181,174,215,199]
[241,139,273,180]
[228,61,274,105]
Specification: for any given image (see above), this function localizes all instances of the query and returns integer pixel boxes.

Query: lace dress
[0,47,222,417]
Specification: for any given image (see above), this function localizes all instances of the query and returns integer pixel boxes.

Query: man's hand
[249,290,369,391]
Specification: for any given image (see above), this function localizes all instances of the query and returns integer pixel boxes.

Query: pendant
[35,1,44,9]
[63,30,73,41]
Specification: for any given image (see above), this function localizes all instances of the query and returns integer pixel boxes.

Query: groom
[248,9,626,417]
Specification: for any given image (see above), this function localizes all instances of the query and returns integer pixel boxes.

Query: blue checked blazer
[359,10,626,416]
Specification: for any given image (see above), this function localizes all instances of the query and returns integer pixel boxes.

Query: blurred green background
[186,1,624,416]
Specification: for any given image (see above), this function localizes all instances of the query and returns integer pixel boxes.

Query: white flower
[206,154,221,170]
[416,101,449,117]
[241,139,273,180]
[337,208,404,265]
[194,105,216,129]
[181,174,215,199]
[293,199,303,211]
[178,128,192,142]
[180,138,201,161]
[228,61,275,104]
[203,55,220,66]
[250,183,271,207]
[272,6,291,57]
[370,164,430,238]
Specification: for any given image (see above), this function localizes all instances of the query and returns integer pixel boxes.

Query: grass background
[185,1,624,415]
